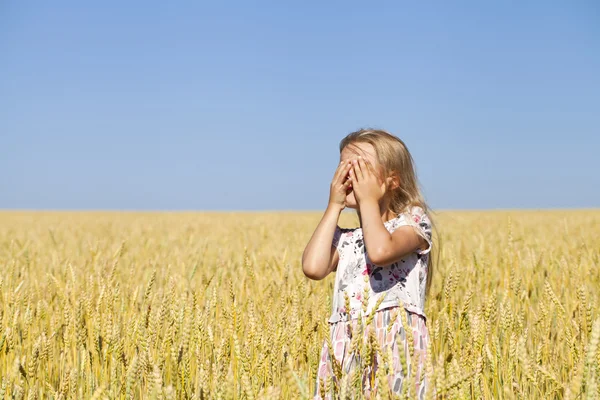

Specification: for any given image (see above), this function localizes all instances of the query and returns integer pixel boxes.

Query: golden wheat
[0,210,598,399]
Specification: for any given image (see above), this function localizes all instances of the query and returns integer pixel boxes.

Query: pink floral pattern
[328,207,432,324]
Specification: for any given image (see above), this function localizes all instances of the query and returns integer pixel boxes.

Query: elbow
[368,248,391,266]
[302,263,327,281]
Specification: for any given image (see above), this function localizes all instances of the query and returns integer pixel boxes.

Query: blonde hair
[339,128,436,294]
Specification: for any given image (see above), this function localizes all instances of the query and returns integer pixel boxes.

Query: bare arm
[359,199,426,265]
[302,204,343,280]
[302,160,352,280]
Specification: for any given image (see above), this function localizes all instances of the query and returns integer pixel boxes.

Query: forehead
[340,142,377,161]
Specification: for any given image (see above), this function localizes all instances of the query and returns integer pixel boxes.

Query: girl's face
[339,142,385,209]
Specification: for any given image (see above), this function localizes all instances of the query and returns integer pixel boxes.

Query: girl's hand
[328,161,352,209]
[349,157,386,205]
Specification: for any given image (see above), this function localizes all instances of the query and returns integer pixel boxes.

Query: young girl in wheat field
[302,129,433,399]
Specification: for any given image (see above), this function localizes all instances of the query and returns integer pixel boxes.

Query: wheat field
[0,210,598,399]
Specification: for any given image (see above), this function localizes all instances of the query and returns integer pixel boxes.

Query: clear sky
[1,1,599,210]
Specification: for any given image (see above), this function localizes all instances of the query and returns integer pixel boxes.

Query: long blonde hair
[339,128,436,294]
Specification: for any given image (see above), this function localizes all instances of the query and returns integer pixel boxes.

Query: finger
[340,171,352,187]
[333,161,350,183]
[342,179,352,195]
[353,159,363,181]
[349,165,357,183]
[337,162,352,184]
[358,158,370,177]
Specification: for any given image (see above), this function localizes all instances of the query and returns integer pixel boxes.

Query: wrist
[359,198,379,211]
[327,202,344,213]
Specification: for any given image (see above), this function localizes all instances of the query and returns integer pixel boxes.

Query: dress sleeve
[396,207,432,255]
[331,226,345,271]
[332,225,343,248]
[414,209,432,255]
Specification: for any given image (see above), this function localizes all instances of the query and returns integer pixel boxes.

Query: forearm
[359,200,393,262]
[302,204,343,279]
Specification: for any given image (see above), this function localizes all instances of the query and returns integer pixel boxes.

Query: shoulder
[407,205,427,218]
[408,206,431,226]
[389,206,429,225]
[387,206,432,237]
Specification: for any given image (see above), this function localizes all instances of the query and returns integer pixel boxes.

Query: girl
[302,129,433,399]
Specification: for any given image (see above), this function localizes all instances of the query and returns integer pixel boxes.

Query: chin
[345,193,358,209]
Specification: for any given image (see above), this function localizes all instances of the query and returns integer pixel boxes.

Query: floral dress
[314,207,432,399]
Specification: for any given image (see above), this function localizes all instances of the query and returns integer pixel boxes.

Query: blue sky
[1,1,599,210]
